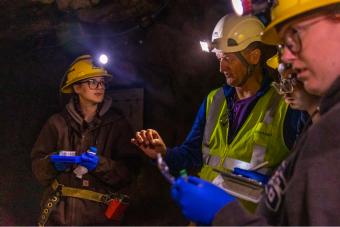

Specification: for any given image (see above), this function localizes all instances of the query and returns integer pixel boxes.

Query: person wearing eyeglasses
[131,14,304,213]
[170,0,340,226]
[268,54,320,125]
[31,55,141,226]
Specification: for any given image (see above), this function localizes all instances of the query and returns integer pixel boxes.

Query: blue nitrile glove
[171,176,235,225]
[79,147,99,171]
[233,167,269,185]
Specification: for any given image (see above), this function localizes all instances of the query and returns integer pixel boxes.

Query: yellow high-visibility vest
[199,86,290,211]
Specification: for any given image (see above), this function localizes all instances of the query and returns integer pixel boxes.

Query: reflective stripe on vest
[202,87,281,173]
[202,88,225,165]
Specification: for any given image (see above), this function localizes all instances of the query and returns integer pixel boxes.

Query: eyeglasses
[272,76,298,95]
[272,75,298,95]
[79,79,107,90]
[281,16,327,55]
[272,63,298,95]
[216,52,238,64]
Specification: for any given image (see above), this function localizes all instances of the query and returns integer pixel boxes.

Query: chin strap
[234,51,258,86]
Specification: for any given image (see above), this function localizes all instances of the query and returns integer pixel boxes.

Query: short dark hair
[245,41,277,66]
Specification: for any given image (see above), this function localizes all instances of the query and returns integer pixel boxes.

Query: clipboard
[212,168,264,203]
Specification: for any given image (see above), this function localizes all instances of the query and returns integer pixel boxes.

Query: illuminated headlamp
[94,54,108,65]
[200,41,215,53]
[231,0,276,16]
[92,53,110,66]
[99,54,108,64]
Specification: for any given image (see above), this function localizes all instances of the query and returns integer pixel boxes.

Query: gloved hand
[171,176,235,225]
[233,168,269,185]
[80,152,99,171]
[52,162,72,171]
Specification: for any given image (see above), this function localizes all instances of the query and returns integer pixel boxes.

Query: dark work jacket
[31,96,141,226]
[213,76,340,226]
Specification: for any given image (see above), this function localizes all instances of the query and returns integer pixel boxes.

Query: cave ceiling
[1,0,169,50]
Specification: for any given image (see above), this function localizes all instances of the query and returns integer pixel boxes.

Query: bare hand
[131,129,166,159]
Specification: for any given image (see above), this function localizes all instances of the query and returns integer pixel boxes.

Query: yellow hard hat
[211,14,265,53]
[61,55,112,93]
[266,53,279,69]
[262,0,340,45]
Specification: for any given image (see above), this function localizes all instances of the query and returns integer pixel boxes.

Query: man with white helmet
[132,14,303,213]
[171,0,340,225]
[31,55,140,226]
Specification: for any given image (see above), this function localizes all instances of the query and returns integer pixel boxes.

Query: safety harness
[38,179,129,226]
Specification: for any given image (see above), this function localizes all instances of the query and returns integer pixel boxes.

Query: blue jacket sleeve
[164,98,207,174]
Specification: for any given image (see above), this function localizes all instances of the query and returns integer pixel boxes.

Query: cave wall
[0,0,231,225]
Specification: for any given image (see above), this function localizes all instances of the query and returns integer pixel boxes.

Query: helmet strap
[234,51,257,86]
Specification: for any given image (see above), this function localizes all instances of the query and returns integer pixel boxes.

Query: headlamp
[200,41,213,53]
[98,54,109,65]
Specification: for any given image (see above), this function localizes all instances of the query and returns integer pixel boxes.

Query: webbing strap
[37,192,60,227]
[51,179,106,203]
[37,180,129,226]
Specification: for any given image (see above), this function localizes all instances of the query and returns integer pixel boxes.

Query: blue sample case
[50,155,81,164]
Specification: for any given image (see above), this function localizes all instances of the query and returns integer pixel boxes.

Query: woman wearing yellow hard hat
[31,55,140,226]
[61,55,112,93]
